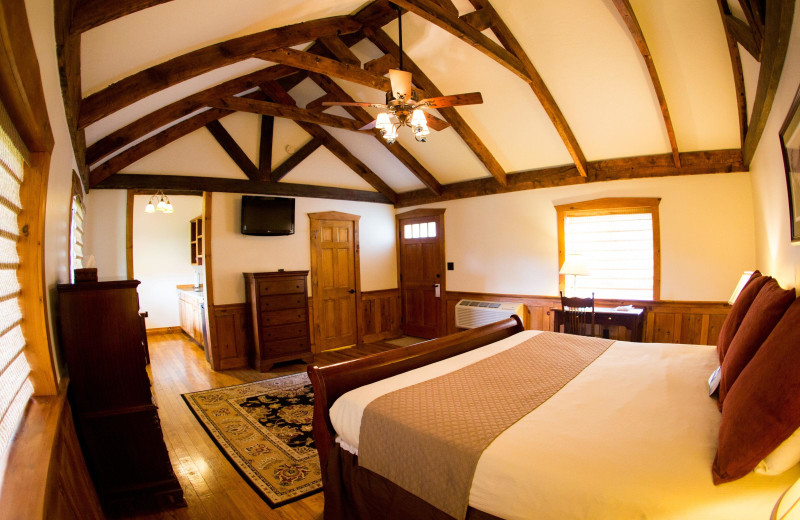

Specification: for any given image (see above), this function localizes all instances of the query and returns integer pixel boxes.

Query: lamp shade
[560,254,589,276]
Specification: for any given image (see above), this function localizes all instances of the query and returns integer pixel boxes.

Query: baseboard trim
[146,326,182,335]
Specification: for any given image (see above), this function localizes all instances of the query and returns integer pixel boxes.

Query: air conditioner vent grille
[455,299,524,329]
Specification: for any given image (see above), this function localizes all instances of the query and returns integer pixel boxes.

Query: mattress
[329,331,800,519]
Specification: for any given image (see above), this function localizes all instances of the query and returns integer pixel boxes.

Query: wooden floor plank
[127,332,406,519]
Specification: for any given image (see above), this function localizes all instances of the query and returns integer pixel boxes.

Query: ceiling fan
[322,3,483,143]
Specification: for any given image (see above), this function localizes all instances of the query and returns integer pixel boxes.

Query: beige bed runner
[358,332,615,520]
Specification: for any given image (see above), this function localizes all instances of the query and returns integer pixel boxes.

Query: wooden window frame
[555,197,662,301]
[68,171,85,282]
[0,0,57,396]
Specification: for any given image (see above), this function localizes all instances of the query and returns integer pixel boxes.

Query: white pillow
[755,428,800,475]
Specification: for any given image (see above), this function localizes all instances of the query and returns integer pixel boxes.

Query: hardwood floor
[125,332,401,520]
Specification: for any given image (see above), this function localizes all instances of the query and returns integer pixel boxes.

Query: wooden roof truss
[56,0,792,205]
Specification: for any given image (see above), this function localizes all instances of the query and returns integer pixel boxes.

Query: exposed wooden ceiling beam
[270,138,323,182]
[611,0,681,168]
[258,47,426,99]
[260,80,398,203]
[94,174,392,204]
[739,0,766,49]
[363,53,398,75]
[463,0,588,177]
[258,115,273,180]
[85,65,300,166]
[353,0,402,27]
[89,107,234,187]
[395,149,745,208]
[70,0,176,34]
[306,93,338,112]
[55,0,88,184]
[724,14,762,59]
[459,8,493,31]
[390,0,530,81]
[307,71,444,196]
[205,120,259,180]
[78,16,361,129]
[742,0,794,166]
[716,0,748,149]
[207,96,366,132]
[319,35,361,66]
[364,27,508,186]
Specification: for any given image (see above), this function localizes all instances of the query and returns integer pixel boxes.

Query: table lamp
[560,254,589,297]
[728,270,755,305]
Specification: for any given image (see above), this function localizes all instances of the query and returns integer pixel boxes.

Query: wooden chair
[560,292,595,336]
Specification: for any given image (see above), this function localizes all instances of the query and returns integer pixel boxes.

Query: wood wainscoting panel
[213,304,249,370]
[445,291,729,346]
[210,290,398,367]
[361,289,401,343]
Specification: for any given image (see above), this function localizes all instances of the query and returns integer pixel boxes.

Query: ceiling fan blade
[388,69,413,100]
[424,112,450,131]
[321,101,388,109]
[419,92,483,109]
[359,120,377,131]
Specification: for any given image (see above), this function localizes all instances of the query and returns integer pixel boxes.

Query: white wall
[83,190,128,278]
[133,195,203,328]
[748,5,800,291]
[211,194,397,304]
[405,172,756,302]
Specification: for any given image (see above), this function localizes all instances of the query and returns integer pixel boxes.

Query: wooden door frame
[308,211,363,351]
[395,208,447,338]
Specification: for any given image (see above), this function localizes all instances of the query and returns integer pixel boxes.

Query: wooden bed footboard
[307,316,524,471]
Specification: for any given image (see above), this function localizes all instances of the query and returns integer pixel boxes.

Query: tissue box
[74,268,98,282]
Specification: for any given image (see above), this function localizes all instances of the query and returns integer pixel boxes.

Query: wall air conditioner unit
[455,299,524,329]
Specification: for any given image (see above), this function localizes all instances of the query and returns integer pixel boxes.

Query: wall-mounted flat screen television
[240,195,295,236]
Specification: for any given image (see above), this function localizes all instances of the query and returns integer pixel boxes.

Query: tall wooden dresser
[244,271,313,371]
[57,279,184,514]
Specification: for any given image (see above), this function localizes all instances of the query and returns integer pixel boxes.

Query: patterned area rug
[182,372,321,507]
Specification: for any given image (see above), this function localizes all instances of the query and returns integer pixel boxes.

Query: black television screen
[241,196,295,236]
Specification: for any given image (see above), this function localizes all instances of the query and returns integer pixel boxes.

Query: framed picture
[780,82,800,243]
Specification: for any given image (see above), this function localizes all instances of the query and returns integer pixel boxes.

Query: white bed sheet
[329,331,800,519]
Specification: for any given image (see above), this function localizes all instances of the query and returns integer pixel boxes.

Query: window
[69,173,84,282]
[403,221,437,239]
[556,198,661,301]
[0,101,33,457]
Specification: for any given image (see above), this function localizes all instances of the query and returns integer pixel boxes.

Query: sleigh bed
[307,308,800,520]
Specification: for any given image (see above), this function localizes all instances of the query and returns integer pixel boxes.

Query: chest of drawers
[244,271,313,371]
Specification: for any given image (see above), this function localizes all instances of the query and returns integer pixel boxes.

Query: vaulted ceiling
[55,0,792,207]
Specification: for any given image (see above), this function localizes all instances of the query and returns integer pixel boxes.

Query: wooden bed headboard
[307,316,524,470]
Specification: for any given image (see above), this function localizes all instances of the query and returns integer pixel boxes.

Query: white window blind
[0,100,33,457]
[564,212,654,300]
[70,193,84,282]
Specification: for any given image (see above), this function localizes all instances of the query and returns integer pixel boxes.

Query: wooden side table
[553,306,645,341]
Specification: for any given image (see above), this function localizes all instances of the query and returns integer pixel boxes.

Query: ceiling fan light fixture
[383,125,399,144]
[388,69,413,101]
[376,112,392,131]
[411,109,430,142]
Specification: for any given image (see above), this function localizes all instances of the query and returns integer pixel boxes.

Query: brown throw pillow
[717,279,796,407]
[716,272,767,364]
[713,296,800,484]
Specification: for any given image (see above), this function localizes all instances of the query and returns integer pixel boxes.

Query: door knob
[349,289,355,294]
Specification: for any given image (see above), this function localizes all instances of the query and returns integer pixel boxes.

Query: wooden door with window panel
[309,212,362,352]
[396,209,446,339]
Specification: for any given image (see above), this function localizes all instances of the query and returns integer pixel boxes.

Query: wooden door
[309,212,361,351]
[397,209,445,338]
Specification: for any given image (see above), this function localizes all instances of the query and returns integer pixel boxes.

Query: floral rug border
[181,372,321,508]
